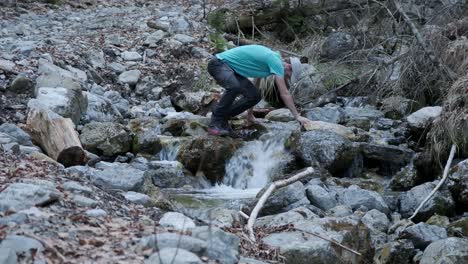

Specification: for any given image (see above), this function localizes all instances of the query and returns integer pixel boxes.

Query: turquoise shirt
[216,45,284,78]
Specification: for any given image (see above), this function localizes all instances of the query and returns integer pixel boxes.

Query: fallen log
[25,108,86,167]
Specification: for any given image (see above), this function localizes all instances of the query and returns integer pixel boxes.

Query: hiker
[207,44,312,136]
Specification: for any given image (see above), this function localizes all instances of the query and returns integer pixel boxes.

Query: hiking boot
[223,119,234,133]
[208,125,231,136]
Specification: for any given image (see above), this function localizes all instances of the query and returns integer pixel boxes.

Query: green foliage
[192,63,214,92]
[207,10,226,32]
[315,63,358,90]
[208,33,232,52]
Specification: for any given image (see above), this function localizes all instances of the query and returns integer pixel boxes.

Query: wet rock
[296,130,356,176]
[86,48,105,68]
[118,70,141,85]
[0,123,33,146]
[161,118,209,137]
[146,248,202,264]
[405,106,442,130]
[420,237,468,264]
[138,232,207,255]
[261,181,306,216]
[321,32,357,60]
[360,143,414,175]
[159,212,196,231]
[339,185,390,214]
[191,226,240,264]
[85,208,107,217]
[265,108,295,122]
[0,248,17,264]
[8,75,33,94]
[390,163,420,191]
[28,86,87,125]
[83,92,123,123]
[146,161,207,188]
[80,122,131,156]
[447,159,468,211]
[305,184,338,210]
[130,117,164,154]
[121,51,142,61]
[374,239,416,264]
[177,136,240,183]
[0,235,44,256]
[87,162,146,192]
[72,194,98,207]
[0,181,62,213]
[362,209,390,233]
[144,30,167,47]
[399,181,455,222]
[304,106,344,124]
[255,207,317,228]
[400,223,447,249]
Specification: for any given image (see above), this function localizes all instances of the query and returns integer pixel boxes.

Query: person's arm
[275,75,311,126]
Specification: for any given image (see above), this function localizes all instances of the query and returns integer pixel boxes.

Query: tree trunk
[25,108,86,167]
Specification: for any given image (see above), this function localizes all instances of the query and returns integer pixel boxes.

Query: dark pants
[207,57,262,124]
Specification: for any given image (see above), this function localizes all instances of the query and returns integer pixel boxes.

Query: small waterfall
[223,132,292,189]
[158,137,183,161]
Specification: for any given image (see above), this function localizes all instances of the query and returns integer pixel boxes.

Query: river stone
[390,163,420,191]
[0,235,44,256]
[72,194,98,207]
[0,123,33,146]
[0,182,62,213]
[399,181,455,222]
[191,226,240,264]
[159,212,196,231]
[447,159,468,211]
[265,108,295,122]
[303,121,358,141]
[85,208,107,217]
[63,181,92,194]
[86,48,105,68]
[146,166,206,189]
[88,162,146,192]
[380,96,422,120]
[0,248,16,264]
[8,75,33,94]
[191,47,211,59]
[360,143,414,175]
[80,122,131,156]
[108,62,126,74]
[259,181,307,216]
[304,106,344,124]
[362,209,390,233]
[420,237,468,264]
[296,130,356,176]
[119,70,141,85]
[146,248,202,264]
[28,86,87,125]
[374,239,416,264]
[400,223,448,249]
[121,51,142,61]
[172,91,211,114]
[138,232,207,255]
[0,59,15,72]
[177,136,240,183]
[326,205,353,217]
[170,17,190,33]
[339,185,390,214]
[144,30,167,47]
[103,91,129,115]
[306,184,338,210]
[123,191,151,206]
[406,106,442,130]
[174,34,195,44]
[255,207,317,228]
[83,92,123,123]
[321,32,357,60]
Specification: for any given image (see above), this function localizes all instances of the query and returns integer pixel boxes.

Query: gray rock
[261,181,307,216]
[290,64,326,105]
[147,20,171,31]
[191,47,211,59]
[390,163,420,191]
[0,213,28,226]
[362,209,390,233]
[0,182,62,213]
[265,108,295,122]
[374,239,416,264]
[108,62,126,74]
[406,106,442,130]
[447,159,468,210]
[170,17,190,33]
[420,237,468,264]
[145,248,202,264]
[146,164,206,189]
[0,59,15,72]
[8,75,33,94]
[191,226,240,264]
[65,65,87,83]
[380,96,422,120]
[174,34,194,44]
[305,106,344,124]
[0,235,44,256]
[138,233,207,255]
[103,91,129,115]
[172,91,210,114]
[297,130,356,176]
[321,32,357,60]
[35,60,81,93]
[72,195,98,207]
[28,86,87,125]
[159,212,196,231]
[124,191,152,206]
[0,123,33,146]
[400,223,448,249]
[86,48,105,68]
[238,257,269,264]
[306,184,338,210]
[119,70,141,85]
[144,30,167,47]
[85,208,107,217]
[83,92,123,123]
[360,143,414,175]
[0,248,17,264]
[399,181,455,222]
[121,51,142,61]
[63,181,92,194]
[326,205,353,217]
[88,162,146,192]
[135,76,162,97]
[339,185,390,214]
[80,122,131,156]
[255,207,317,228]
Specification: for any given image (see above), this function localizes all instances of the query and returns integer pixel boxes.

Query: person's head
[283,62,293,80]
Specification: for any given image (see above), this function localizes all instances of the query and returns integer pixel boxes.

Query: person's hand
[296,116,312,127]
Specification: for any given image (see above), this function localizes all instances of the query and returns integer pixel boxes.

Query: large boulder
[447,159,468,211]
[399,223,447,249]
[86,162,146,192]
[80,122,131,156]
[339,185,390,214]
[176,136,241,183]
[172,91,212,114]
[295,130,356,176]
[0,123,33,146]
[0,181,62,213]
[83,92,123,123]
[390,163,420,191]
[305,184,338,210]
[361,209,390,233]
[260,181,307,216]
[405,106,442,130]
[399,181,455,222]
[255,207,318,228]
[360,143,414,175]
[342,106,385,130]
[321,32,357,60]
[191,226,240,264]
[289,64,326,105]
[35,59,82,94]
[0,235,44,257]
[420,237,468,264]
[374,239,416,264]
[8,74,34,94]
[159,212,196,232]
[146,161,208,188]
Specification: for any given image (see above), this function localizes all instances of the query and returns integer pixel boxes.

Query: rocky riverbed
[1,0,467,263]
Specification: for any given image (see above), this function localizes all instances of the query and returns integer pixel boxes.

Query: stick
[294,229,362,256]
[239,211,250,220]
[409,144,457,221]
[23,233,67,263]
[246,167,314,242]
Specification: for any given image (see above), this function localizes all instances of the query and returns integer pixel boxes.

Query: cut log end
[57,146,87,167]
